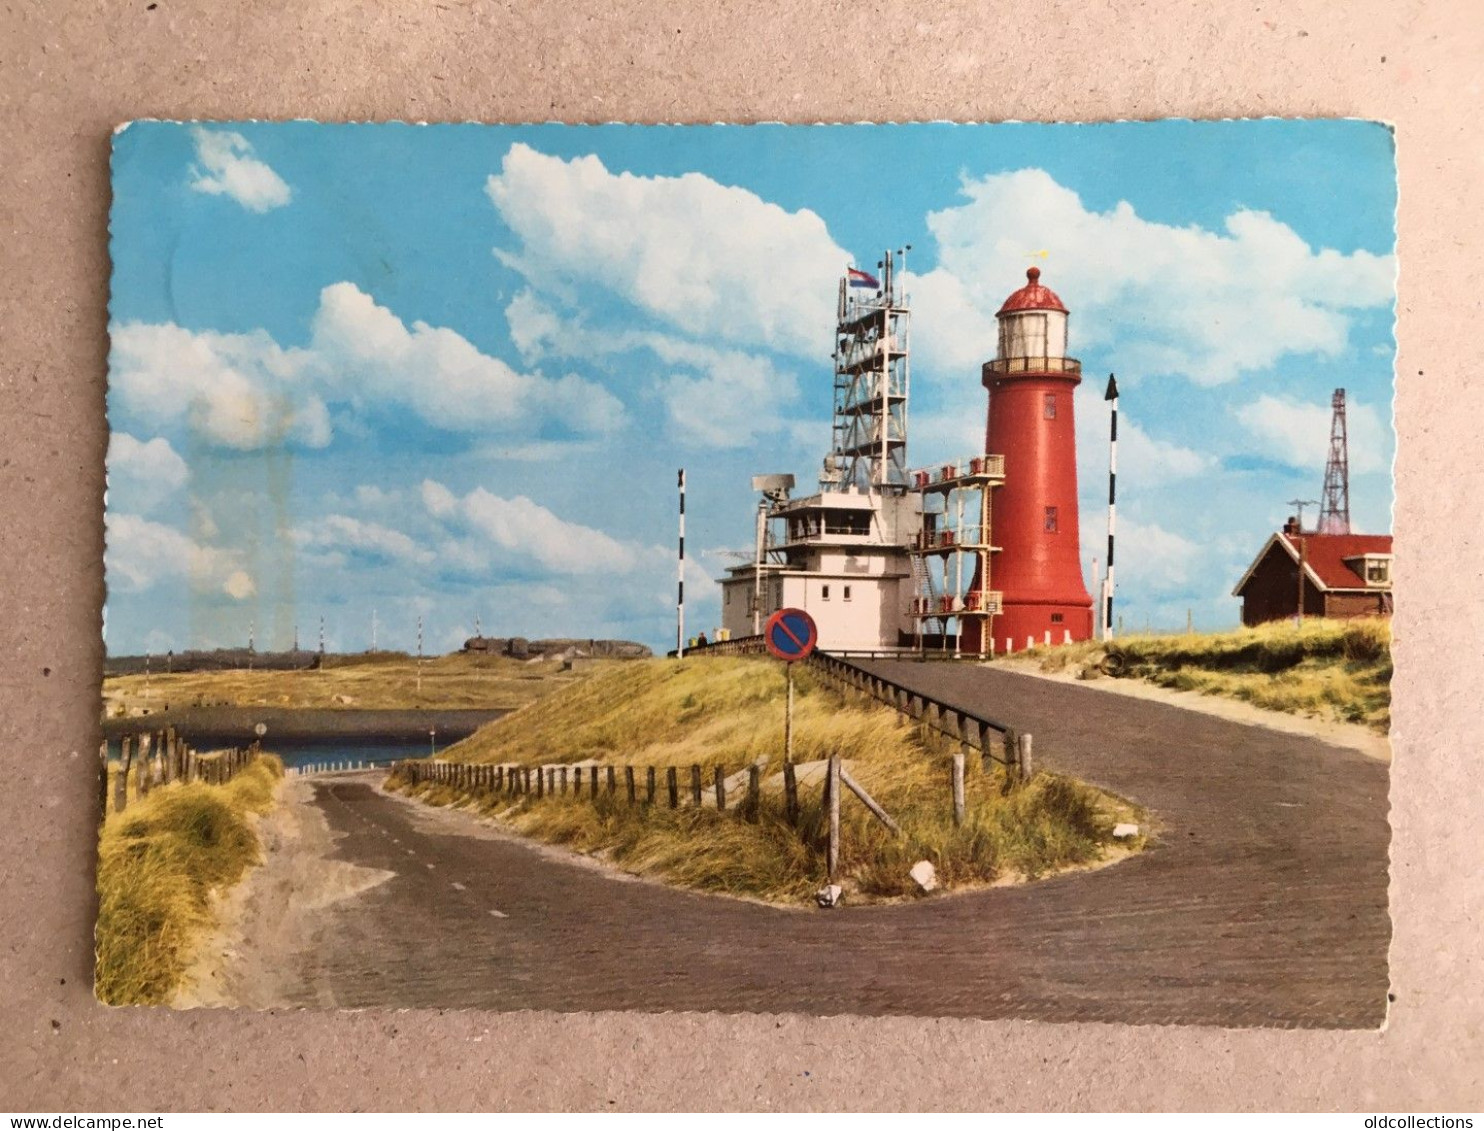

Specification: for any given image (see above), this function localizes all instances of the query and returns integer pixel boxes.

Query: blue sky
[104,120,1396,655]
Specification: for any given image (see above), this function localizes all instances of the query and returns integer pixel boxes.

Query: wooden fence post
[690,764,702,807]
[783,760,799,825]
[1017,733,1034,781]
[666,766,679,809]
[952,749,966,827]
[713,765,726,812]
[118,736,136,813]
[558,766,567,795]
[98,741,110,817]
[606,766,617,796]
[646,766,656,805]
[625,766,636,805]
[747,763,761,823]
[536,764,545,798]
[827,753,841,882]
[136,735,152,798]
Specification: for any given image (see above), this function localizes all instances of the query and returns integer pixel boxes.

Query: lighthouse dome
[997,266,1067,315]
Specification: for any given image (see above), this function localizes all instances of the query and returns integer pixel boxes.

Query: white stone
[1113,823,1140,839]
[815,884,843,908]
[909,860,939,892]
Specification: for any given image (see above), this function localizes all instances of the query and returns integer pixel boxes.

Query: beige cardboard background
[2,0,1480,1111]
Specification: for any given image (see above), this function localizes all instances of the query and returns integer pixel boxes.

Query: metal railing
[806,651,1031,773]
[909,591,1003,616]
[670,640,1034,776]
[910,454,1005,489]
[981,356,1081,376]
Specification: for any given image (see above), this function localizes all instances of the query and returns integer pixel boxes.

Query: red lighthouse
[963,267,1094,654]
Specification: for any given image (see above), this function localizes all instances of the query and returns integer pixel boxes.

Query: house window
[1044,506,1059,533]
[1051,613,1064,624]
[1044,393,1057,420]
[822,584,831,600]
[843,585,852,601]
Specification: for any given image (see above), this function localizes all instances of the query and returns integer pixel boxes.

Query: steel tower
[825,249,910,493]
[1317,388,1351,535]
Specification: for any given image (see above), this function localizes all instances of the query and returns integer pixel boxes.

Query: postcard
[98,120,1395,1025]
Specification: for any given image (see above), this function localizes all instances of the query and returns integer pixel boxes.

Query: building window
[1044,506,1059,533]
[1044,392,1057,420]
[822,584,831,600]
[725,589,731,605]
[843,585,852,601]
[1051,613,1064,624]
[1367,560,1390,584]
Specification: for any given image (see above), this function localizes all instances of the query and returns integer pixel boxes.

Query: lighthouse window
[1044,506,1059,533]
[843,585,853,601]
[1043,393,1057,419]
[822,585,831,600]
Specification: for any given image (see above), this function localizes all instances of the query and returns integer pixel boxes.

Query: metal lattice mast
[828,248,911,493]
[1317,388,1351,535]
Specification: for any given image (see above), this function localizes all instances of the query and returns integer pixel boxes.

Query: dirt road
[203,663,1390,1027]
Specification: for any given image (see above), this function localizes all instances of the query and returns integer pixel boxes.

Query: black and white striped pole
[1103,373,1119,642]
[677,468,686,658]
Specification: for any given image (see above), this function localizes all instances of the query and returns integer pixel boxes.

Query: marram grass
[95,755,283,1005]
[1024,618,1392,731]
[388,658,1140,903]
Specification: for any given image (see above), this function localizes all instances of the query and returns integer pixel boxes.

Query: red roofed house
[1233,516,1394,626]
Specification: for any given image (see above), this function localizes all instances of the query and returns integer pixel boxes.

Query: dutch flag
[847,267,880,289]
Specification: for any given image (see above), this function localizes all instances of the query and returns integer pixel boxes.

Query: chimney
[1282,515,1301,537]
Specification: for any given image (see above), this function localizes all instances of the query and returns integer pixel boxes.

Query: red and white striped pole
[1103,373,1119,642]
[677,468,686,658]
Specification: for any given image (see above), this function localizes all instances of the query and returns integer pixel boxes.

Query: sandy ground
[172,775,394,1009]
[994,657,1391,763]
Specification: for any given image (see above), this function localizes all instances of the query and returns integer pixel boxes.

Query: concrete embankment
[101,706,508,745]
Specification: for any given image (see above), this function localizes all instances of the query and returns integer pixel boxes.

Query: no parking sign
[764,608,818,663]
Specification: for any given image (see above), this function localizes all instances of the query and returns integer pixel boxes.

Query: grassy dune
[95,755,283,1005]
[390,658,1142,904]
[103,651,613,715]
[1022,618,1392,732]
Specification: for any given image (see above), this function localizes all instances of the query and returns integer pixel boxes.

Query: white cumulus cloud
[910,168,1395,385]
[291,514,437,567]
[109,322,330,450]
[188,127,292,213]
[505,287,805,448]
[106,433,189,513]
[421,479,645,576]
[311,282,625,436]
[110,283,624,451]
[1112,518,1203,591]
[487,143,850,359]
[105,512,256,600]
[1234,393,1390,475]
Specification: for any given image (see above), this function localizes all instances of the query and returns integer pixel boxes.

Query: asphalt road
[273,664,1390,1026]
